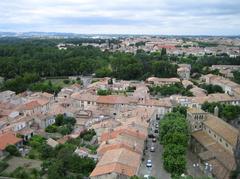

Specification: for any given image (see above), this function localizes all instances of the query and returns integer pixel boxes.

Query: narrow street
[186,150,205,177]
[138,118,171,179]
[81,76,92,87]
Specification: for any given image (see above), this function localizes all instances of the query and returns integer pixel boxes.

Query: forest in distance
[0,37,240,93]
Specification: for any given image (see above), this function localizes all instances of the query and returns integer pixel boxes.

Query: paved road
[138,119,171,179]
[81,76,92,87]
[186,150,206,177]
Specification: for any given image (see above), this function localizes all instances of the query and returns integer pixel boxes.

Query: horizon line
[0,31,239,37]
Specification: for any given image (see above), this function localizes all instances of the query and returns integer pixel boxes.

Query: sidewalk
[186,150,205,177]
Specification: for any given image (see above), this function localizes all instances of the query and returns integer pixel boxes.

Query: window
[226,143,229,147]
[88,101,90,104]
[209,130,211,134]
[214,134,216,138]
[220,138,222,142]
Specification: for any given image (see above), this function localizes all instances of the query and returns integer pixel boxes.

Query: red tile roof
[97,95,129,104]
[21,101,41,110]
[100,128,146,142]
[90,163,136,177]
[20,99,49,110]
[0,132,22,150]
[98,142,142,156]
[90,148,141,177]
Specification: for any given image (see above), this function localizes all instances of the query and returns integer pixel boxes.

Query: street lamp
[205,163,213,176]
[193,163,199,177]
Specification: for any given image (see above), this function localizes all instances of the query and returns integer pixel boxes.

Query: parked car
[146,159,152,167]
[154,129,159,134]
[152,138,157,142]
[144,175,150,178]
[150,146,155,152]
[148,133,155,138]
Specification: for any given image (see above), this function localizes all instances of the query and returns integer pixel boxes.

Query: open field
[3,157,42,174]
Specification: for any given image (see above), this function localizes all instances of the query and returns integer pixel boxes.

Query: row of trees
[199,84,224,94]
[159,111,189,177]
[0,72,62,94]
[0,38,239,93]
[0,39,178,82]
[170,54,240,79]
[233,71,240,84]
[201,102,240,122]
[97,89,112,96]
[149,83,193,97]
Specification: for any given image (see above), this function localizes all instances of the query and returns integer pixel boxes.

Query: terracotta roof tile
[100,128,146,142]
[71,92,98,102]
[192,131,236,171]
[97,142,142,156]
[204,114,239,146]
[90,163,136,177]
[90,148,141,177]
[97,95,129,104]
[0,132,22,150]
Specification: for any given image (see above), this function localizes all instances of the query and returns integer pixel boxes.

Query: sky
[0,0,239,35]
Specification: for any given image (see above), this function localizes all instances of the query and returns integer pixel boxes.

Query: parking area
[138,119,171,179]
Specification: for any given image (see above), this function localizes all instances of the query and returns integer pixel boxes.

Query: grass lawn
[3,156,42,174]
[42,78,71,88]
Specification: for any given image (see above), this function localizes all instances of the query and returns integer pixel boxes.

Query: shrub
[80,129,96,142]
[5,145,20,156]
[97,89,112,96]
[45,125,58,133]
[63,79,70,84]
[0,161,8,173]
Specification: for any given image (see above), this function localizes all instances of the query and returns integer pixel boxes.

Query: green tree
[48,160,65,179]
[159,112,189,176]
[41,144,54,159]
[233,71,240,84]
[162,132,188,147]
[172,106,187,117]
[97,89,112,96]
[161,48,167,56]
[9,167,32,179]
[45,125,58,133]
[95,67,112,77]
[0,160,9,173]
[163,155,186,175]
[55,114,64,126]
[201,102,240,122]
[200,84,224,94]
[5,145,20,156]
[28,135,45,149]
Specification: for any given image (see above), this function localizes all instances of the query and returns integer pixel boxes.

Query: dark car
[148,133,155,138]
[154,129,159,134]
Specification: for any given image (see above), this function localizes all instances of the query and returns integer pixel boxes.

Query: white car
[144,175,150,178]
[146,160,152,167]
[150,146,155,152]
[152,138,157,142]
